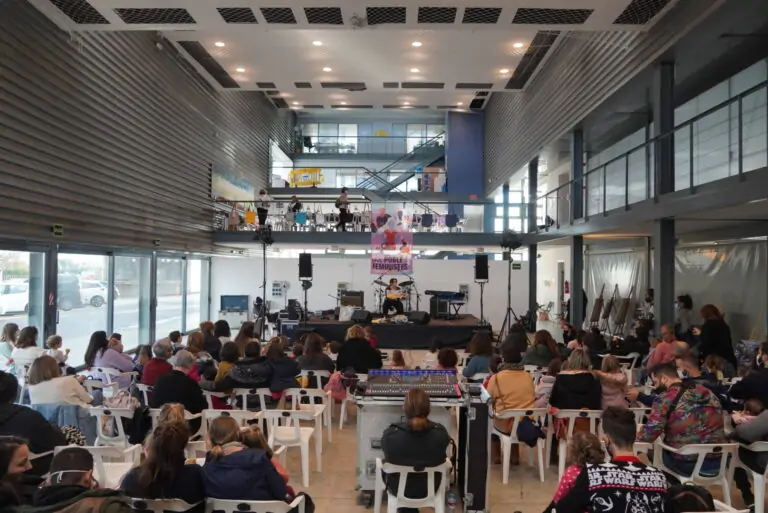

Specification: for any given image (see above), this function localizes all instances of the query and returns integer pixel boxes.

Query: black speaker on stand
[474,254,490,327]
[299,253,313,325]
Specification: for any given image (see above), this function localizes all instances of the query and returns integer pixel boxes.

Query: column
[652,61,675,196]
[42,246,58,339]
[483,204,495,233]
[28,252,46,337]
[502,183,510,233]
[571,128,584,220]
[139,254,155,344]
[571,236,584,328]
[106,254,115,335]
[652,219,675,328]
[527,158,538,314]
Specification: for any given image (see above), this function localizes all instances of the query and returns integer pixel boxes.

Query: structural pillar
[571,236,584,328]
[652,61,675,196]
[527,157,538,314]
[42,245,58,340]
[652,219,675,328]
[502,183,510,233]
[571,128,584,220]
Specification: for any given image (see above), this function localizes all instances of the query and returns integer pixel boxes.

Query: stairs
[356,133,445,192]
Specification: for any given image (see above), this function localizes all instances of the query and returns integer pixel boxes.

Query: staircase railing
[356,131,445,190]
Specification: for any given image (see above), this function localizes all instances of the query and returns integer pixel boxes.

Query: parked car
[81,280,108,307]
[99,280,120,299]
[58,273,82,311]
[0,282,28,315]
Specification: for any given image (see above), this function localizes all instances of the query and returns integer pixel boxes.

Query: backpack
[128,406,152,445]
[665,483,715,512]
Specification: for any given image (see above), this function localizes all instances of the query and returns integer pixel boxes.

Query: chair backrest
[673,443,738,481]
[82,379,118,397]
[377,457,450,504]
[285,387,327,410]
[136,384,152,405]
[55,444,140,485]
[93,367,136,386]
[493,409,547,441]
[130,498,199,512]
[469,373,490,382]
[148,408,203,439]
[553,409,604,438]
[87,407,135,447]
[202,409,263,431]
[630,407,652,426]
[206,495,305,513]
[232,388,272,412]
[262,410,314,446]
[298,370,331,389]
[524,365,544,374]
[203,390,230,410]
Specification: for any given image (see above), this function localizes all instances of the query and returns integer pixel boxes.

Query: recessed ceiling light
[513,42,525,49]
[235,67,245,73]
[323,67,332,72]
[214,41,225,48]
[457,102,463,106]
[403,101,410,106]
[410,68,420,73]
[412,41,422,47]
[340,101,347,105]
[312,41,323,46]
[500,68,510,74]
[292,101,300,105]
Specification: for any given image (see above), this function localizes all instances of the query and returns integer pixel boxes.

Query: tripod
[498,254,522,342]
[255,227,274,339]
[301,280,312,326]
[475,280,490,327]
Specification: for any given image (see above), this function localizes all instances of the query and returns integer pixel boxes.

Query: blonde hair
[601,355,621,373]
[46,335,63,349]
[27,355,61,385]
[158,403,186,425]
[208,416,241,461]
[186,332,204,354]
[346,325,366,340]
[565,349,591,371]
[241,426,273,458]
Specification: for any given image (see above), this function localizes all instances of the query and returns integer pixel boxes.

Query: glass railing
[357,132,446,190]
[295,134,445,155]
[214,199,487,233]
[537,80,768,229]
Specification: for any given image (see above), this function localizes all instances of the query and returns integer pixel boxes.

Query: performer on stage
[382,278,405,316]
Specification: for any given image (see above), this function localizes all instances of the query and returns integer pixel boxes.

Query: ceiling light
[500,68,510,74]
[235,67,245,73]
[513,42,525,49]
[410,68,420,73]
[403,101,410,106]
[292,101,300,105]
[340,101,347,105]
[457,102,463,106]
[412,41,422,47]
[323,67,332,72]
[214,41,225,48]
[312,41,323,46]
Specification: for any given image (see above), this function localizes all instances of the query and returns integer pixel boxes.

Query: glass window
[338,124,358,154]
[0,251,45,354]
[493,218,503,233]
[57,253,108,367]
[185,259,206,332]
[508,206,520,217]
[113,256,149,352]
[496,206,504,217]
[301,124,318,137]
[156,258,183,340]
[407,124,427,153]
[508,190,523,203]
[318,124,339,153]
[509,219,523,232]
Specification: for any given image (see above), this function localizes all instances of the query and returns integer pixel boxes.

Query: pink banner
[370,231,413,275]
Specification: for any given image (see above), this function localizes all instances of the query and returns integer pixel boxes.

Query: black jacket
[381,421,451,499]
[699,319,736,367]
[336,338,383,374]
[0,404,67,476]
[202,357,300,394]
[120,463,206,510]
[731,368,768,407]
[203,334,221,361]
[32,484,133,512]
[549,372,602,411]
[150,370,207,415]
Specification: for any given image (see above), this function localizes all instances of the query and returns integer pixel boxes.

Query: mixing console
[358,369,461,398]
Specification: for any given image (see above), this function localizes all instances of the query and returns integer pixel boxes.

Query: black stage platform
[295,315,489,350]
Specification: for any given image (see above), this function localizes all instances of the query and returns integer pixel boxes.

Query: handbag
[516,416,544,447]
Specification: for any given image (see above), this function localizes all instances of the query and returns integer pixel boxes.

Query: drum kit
[373,278,417,312]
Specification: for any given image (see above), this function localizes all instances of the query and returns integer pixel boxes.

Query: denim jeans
[662,451,722,477]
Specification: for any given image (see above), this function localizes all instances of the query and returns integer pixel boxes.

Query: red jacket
[141,358,173,387]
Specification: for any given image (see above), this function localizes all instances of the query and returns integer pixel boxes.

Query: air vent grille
[178,41,239,89]
[469,98,485,109]
[614,0,671,24]
[456,82,493,89]
[115,8,196,24]
[462,7,501,24]
[320,82,367,89]
[401,82,444,89]
[273,98,289,108]
[505,30,560,89]
[303,105,324,109]
[512,8,592,25]
[294,82,312,89]
[217,7,257,23]
[383,82,399,89]
[304,7,343,24]
[366,7,406,25]
[256,82,277,89]
[49,0,109,24]
[260,7,297,24]
[418,7,457,24]
[331,105,373,109]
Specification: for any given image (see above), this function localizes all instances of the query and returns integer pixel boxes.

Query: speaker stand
[475,280,490,327]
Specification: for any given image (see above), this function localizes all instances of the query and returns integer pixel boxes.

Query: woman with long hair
[297,333,334,374]
[0,436,34,505]
[202,416,286,502]
[120,422,205,508]
[27,355,93,407]
[522,329,560,368]
[696,304,736,369]
[233,321,258,357]
[0,323,19,373]
[199,321,221,361]
[10,327,45,375]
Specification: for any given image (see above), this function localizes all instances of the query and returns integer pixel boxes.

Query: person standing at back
[257,189,271,228]
[0,324,18,373]
[335,187,350,232]
[696,304,736,370]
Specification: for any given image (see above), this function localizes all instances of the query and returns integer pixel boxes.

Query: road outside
[0,293,201,367]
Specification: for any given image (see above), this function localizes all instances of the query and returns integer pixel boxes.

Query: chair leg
[537,441,545,483]
[315,429,322,472]
[527,444,534,467]
[754,474,765,513]
[326,407,333,442]
[301,441,310,488]
[386,495,398,513]
[721,476,732,507]
[558,439,566,481]
[373,479,383,513]
[316,418,323,453]
[501,438,511,485]
[340,400,347,430]
[545,430,553,469]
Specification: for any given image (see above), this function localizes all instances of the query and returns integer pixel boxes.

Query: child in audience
[364,326,377,348]
[215,342,239,384]
[437,348,459,372]
[291,344,303,359]
[45,335,69,366]
[241,426,295,498]
[593,355,628,408]
[535,359,561,408]
[329,341,342,358]
[421,338,442,369]
[550,431,606,505]
[732,398,765,425]
[703,354,726,382]
[389,350,408,370]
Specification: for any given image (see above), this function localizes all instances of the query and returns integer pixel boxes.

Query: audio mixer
[356,369,461,398]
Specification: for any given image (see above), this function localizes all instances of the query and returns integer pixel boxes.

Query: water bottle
[447,491,457,511]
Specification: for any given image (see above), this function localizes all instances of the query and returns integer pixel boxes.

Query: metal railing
[357,131,445,190]
[295,134,445,156]
[537,80,768,230]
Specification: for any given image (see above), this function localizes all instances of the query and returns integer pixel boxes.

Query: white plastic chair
[629,407,652,426]
[206,496,306,513]
[202,409,264,435]
[299,369,331,390]
[148,408,204,439]
[373,457,451,513]
[87,407,135,447]
[286,387,332,444]
[130,498,200,512]
[203,390,231,409]
[657,441,739,506]
[233,387,273,412]
[545,409,604,480]
[263,409,319,488]
[492,408,547,484]
[91,367,138,389]
[738,441,768,513]
[339,374,367,429]
[55,444,141,488]
[136,384,152,405]
[82,379,118,397]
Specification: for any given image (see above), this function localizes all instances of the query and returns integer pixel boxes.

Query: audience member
[696,304,736,368]
[35,447,131,511]
[381,388,450,510]
[44,335,69,367]
[732,398,764,425]
[156,403,186,426]
[646,324,679,370]
[336,325,383,374]
[202,416,287,502]
[549,349,602,411]
[501,322,529,361]
[84,331,135,380]
[297,334,335,374]
[168,331,183,354]
[0,435,36,505]
[436,348,459,372]
[121,422,205,509]
[462,331,494,378]
[522,330,560,368]
[593,355,627,408]
[27,355,94,407]
[241,426,300,501]
[133,344,152,380]
[389,350,407,370]
[0,372,66,476]
[214,320,232,348]
[140,341,173,387]
[581,331,605,369]
[486,347,535,464]
[637,363,727,476]
[363,326,377,348]
[108,333,129,358]
[262,339,300,394]
[234,321,258,357]
[420,338,442,369]
[732,403,768,508]
[702,354,726,382]
[731,342,768,407]
[546,406,668,513]
[291,344,303,359]
[150,350,206,422]
[0,323,19,372]
[186,332,217,381]
[216,342,239,384]
[203,341,267,392]
[549,432,605,507]
[10,327,45,374]
[200,321,221,361]
[535,359,561,408]
[675,294,693,341]
[560,321,576,346]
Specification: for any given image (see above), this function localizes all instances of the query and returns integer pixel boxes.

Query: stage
[295,315,489,350]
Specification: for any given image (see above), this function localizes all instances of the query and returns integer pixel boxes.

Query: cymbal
[373,280,387,287]
[399,280,414,288]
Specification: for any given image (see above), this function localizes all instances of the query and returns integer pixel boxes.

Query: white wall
[211,256,529,329]
[536,245,571,317]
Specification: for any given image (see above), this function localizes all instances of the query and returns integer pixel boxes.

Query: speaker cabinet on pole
[299,253,313,280]
[474,254,489,281]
